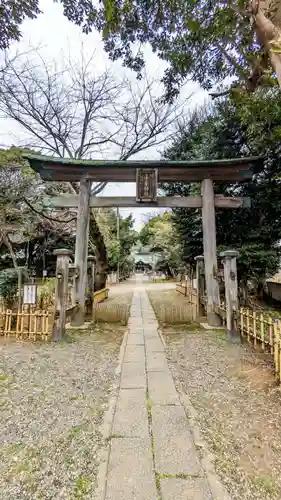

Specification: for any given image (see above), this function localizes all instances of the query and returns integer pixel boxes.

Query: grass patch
[13,459,34,475]
[4,443,24,455]
[58,332,77,344]
[209,330,229,345]
[68,424,86,439]
[155,471,202,494]
[105,434,124,443]
[73,475,91,499]
[155,472,161,494]
[250,474,278,497]
[146,392,158,495]
[183,324,204,332]
[0,374,8,381]
[69,395,84,402]
[156,472,202,480]
[146,393,153,418]
[162,323,202,332]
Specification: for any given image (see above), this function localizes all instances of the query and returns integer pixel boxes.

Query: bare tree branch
[22,197,76,224]
[210,89,232,98]
[0,47,190,288]
[0,48,190,162]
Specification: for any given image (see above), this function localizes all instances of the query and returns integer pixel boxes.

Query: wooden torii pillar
[71,176,91,326]
[201,179,220,326]
[23,153,263,327]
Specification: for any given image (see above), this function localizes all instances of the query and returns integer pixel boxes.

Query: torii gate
[23,153,262,327]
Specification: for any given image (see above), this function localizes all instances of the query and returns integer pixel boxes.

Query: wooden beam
[201,179,221,327]
[37,167,256,182]
[23,153,263,182]
[44,195,251,209]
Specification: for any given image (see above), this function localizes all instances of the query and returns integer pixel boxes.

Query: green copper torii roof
[23,153,263,183]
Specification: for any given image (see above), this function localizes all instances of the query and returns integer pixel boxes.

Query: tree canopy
[0,0,40,50]
[58,0,281,99]
[138,212,182,275]
[2,1,281,100]
[0,147,76,274]
[95,209,137,277]
[163,89,281,288]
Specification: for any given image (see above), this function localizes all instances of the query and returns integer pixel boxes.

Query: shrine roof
[23,153,263,183]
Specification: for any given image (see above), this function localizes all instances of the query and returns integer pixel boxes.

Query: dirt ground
[0,324,125,500]
[164,326,281,500]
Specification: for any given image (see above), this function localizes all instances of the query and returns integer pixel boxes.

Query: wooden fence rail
[0,308,50,341]
[238,308,281,383]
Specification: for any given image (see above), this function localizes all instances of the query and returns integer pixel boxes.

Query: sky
[1,0,209,230]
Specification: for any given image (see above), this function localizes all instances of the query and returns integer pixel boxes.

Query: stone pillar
[72,177,91,326]
[52,248,72,341]
[220,250,239,341]
[194,255,205,318]
[201,178,221,326]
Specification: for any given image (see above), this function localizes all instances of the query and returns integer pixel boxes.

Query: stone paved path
[103,286,217,500]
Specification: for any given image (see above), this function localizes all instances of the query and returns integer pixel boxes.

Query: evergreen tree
[163,90,281,288]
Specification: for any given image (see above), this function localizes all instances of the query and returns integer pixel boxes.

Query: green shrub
[0,269,19,308]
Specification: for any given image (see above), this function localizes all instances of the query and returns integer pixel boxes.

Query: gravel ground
[0,324,125,500]
[164,327,281,500]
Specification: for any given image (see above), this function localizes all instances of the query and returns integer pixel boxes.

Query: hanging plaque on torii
[136,168,158,203]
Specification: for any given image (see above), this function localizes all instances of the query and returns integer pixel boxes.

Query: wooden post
[194,255,205,318]
[220,250,239,341]
[201,178,221,326]
[71,177,91,326]
[52,248,72,341]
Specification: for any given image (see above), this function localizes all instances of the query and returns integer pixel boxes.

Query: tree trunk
[88,214,108,291]
[254,4,281,89]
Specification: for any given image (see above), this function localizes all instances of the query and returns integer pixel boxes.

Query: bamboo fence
[0,307,51,341]
[239,308,281,383]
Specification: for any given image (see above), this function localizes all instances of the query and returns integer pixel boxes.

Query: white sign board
[23,284,37,305]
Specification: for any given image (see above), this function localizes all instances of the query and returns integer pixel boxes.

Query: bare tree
[0,48,190,288]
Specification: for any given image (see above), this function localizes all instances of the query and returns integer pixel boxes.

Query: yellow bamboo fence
[238,308,281,384]
[0,307,51,341]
